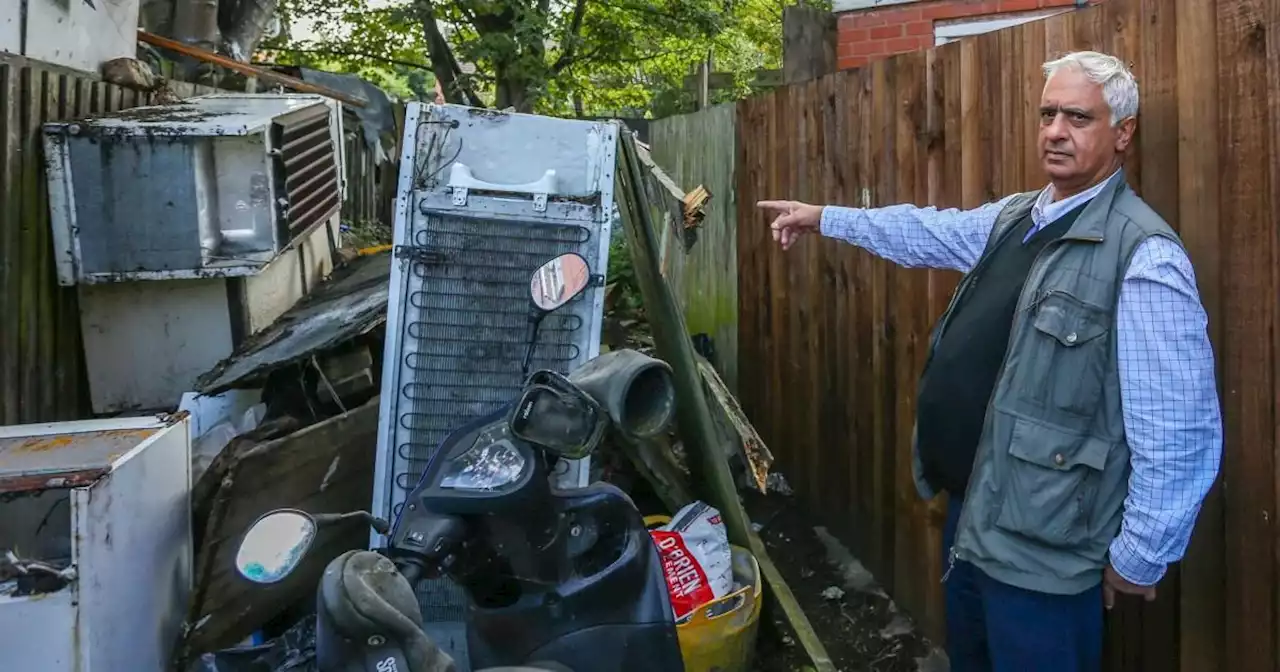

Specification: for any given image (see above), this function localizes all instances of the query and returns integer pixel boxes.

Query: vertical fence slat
[1268,0,1280,664]
[1217,2,1275,671]
[18,67,42,421]
[1173,0,1226,667]
[0,62,19,424]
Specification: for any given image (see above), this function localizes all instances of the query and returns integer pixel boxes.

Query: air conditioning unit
[43,93,347,286]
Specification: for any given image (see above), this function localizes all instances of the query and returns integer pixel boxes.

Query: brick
[889,7,922,22]
[851,39,886,56]
[921,1,966,20]
[838,27,870,44]
[999,0,1040,10]
[886,35,925,53]
[905,20,934,36]
[838,14,860,31]
[921,0,994,20]
[837,56,870,71]
[871,24,904,39]
[853,12,889,28]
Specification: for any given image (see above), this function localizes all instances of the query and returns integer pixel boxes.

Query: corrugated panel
[373,103,616,632]
[0,55,152,426]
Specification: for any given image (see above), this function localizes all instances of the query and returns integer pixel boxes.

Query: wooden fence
[653,0,1275,669]
[340,107,403,227]
[649,103,740,392]
[0,52,398,427]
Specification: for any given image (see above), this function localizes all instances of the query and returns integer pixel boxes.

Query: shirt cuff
[1108,534,1167,586]
[819,205,860,239]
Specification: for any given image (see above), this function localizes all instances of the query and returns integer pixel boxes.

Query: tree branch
[551,0,589,73]
[416,0,484,106]
[266,45,433,70]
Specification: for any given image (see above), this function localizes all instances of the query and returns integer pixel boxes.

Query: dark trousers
[942,497,1103,672]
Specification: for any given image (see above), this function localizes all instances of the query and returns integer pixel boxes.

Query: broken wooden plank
[697,354,774,493]
[637,142,707,233]
[137,30,368,107]
[749,530,837,672]
[683,185,712,229]
[615,125,751,546]
[178,397,380,663]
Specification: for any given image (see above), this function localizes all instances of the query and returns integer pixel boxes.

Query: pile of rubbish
[169,116,804,672]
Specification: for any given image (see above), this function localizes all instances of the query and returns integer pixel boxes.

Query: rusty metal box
[42,93,345,285]
[0,414,193,671]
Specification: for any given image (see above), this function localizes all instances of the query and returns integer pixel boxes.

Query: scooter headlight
[439,437,527,491]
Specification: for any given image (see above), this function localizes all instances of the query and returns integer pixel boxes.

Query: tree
[264,0,783,116]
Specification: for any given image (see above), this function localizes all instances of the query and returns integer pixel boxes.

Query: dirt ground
[745,477,945,672]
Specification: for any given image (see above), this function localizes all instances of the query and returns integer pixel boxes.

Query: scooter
[232,252,686,672]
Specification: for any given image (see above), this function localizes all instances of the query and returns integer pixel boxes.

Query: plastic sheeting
[188,617,317,672]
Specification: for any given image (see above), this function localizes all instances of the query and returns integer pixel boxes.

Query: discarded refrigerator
[371,103,618,664]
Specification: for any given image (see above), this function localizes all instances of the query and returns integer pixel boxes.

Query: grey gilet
[911,169,1183,595]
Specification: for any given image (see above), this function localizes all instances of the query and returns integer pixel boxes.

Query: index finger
[756,200,793,215]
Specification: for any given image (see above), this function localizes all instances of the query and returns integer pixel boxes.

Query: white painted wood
[77,222,335,413]
[831,0,922,14]
[241,214,339,334]
[934,9,1072,45]
[0,0,21,56]
[78,278,236,413]
[24,0,140,73]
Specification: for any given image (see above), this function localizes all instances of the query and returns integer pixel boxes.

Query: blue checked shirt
[818,170,1223,587]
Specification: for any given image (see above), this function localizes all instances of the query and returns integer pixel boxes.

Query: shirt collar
[1030,168,1121,229]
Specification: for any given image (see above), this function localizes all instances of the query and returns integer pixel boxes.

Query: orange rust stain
[13,436,76,452]
[6,428,157,455]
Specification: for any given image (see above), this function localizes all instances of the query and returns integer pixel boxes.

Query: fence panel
[726,0,1274,668]
[650,104,740,391]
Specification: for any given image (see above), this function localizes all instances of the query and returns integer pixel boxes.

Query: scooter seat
[319,550,457,672]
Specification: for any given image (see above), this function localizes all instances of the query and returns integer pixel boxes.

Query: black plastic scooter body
[387,397,685,672]
[462,481,683,672]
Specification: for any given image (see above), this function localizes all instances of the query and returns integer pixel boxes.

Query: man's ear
[1114,116,1137,153]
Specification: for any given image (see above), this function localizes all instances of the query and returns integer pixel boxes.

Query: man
[758,51,1222,671]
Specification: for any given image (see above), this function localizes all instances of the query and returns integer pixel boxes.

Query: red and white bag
[649,501,734,621]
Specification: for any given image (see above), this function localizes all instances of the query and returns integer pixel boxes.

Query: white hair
[1042,51,1139,126]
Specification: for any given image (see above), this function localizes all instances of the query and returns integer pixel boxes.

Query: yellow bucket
[645,516,764,672]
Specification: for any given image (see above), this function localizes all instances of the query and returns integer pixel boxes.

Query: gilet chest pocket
[1029,291,1110,418]
[995,417,1111,549]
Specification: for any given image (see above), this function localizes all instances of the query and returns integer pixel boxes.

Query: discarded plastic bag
[648,501,734,621]
[187,615,316,672]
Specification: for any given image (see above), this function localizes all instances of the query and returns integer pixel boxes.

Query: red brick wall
[836,0,1087,71]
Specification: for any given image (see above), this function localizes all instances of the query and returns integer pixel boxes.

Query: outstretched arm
[758,197,1014,273]
[818,198,1014,273]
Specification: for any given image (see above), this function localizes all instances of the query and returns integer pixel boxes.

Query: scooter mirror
[234,509,317,584]
[529,252,590,313]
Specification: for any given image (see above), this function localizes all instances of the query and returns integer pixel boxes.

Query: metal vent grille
[392,215,591,509]
[274,106,340,241]
[384,212,602,624]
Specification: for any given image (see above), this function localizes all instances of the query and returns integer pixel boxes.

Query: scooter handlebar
[396,559,424,586]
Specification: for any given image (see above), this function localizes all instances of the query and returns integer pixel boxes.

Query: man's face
[1037,68,1135,192]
